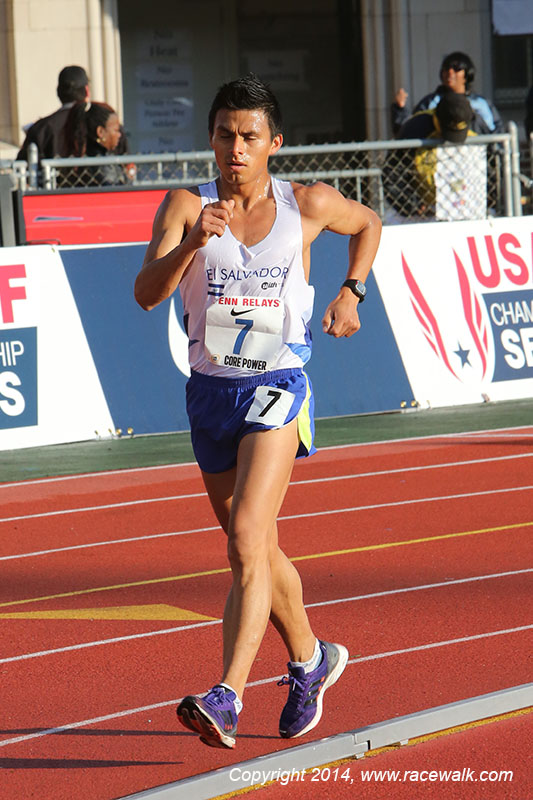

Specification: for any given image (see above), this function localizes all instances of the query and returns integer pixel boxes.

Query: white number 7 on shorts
[244,385,296,426]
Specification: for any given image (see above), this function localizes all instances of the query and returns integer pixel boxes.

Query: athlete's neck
[217,174,273,211]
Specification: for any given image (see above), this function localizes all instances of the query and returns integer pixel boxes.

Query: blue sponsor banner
[61,233,412,436]
[0,327,38,429]
[307,232,413,417]
[485,289,533,382]
[61,244,190,434]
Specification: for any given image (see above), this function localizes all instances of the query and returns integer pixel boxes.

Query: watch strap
[342,279,366,302]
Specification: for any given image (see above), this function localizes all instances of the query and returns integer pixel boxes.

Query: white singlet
[179,177,315,378]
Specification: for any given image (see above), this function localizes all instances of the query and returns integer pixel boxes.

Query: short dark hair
[436,92,473,143]
[208,74,282,138]
[57,65,89,104]
[440,52,475,91]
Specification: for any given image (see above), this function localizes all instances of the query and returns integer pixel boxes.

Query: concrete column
[86,0,105,101]
[102,0,123,118]
[390,0,411,99]
[361,0,389,140]
[0,0,18,149]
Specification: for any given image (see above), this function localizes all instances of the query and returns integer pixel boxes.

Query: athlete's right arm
[134,189,234,311]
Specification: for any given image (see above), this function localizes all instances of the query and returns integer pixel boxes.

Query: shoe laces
[205,685,231,706]
[278,672,307,709]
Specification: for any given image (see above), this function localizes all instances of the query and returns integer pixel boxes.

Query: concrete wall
[0,0,17,153]
[362,0,494,140]
[0,0,122,158]
[0,0,523,158]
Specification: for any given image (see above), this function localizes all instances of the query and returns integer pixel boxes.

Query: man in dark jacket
[391,51,503,136]
[17,66,90,161]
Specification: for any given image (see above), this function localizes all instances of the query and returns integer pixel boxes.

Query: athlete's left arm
[298,182,382,338]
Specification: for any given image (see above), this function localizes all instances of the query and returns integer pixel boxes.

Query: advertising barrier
[21,189,166,246]
[1,217,532,453]
[0,245,113,450]
[59,234,410,436]
[373,216,533,407]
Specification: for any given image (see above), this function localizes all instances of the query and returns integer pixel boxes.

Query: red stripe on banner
[402,254,458,378]
[454,251,489,379]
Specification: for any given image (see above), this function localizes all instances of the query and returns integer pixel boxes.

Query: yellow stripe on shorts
[296,372,313,454]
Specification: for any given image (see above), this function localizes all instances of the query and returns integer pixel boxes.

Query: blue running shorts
[186,367,316,474]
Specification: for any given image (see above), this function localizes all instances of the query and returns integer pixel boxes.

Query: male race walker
[135,75,382,749]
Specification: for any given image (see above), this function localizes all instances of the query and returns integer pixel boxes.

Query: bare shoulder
[291,180,341,219]
[292,180,380,237]
[155,186,201,229]
[144,186,202,264]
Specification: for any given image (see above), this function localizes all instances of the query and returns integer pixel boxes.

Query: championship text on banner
[0,246,113,451]
[372,216,533,407]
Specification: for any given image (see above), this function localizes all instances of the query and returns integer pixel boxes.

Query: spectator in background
[395,91,475,141]
[391,51,503,136]
[63,101,131,186]
[17,66,90,162]
[526,86,533,138]
[17,64,129,166]
[384,92,478,219]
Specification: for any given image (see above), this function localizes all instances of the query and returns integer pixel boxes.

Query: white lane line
[2,424,532,490]
[1,568,530,666]
[2,484,533,561]
[293,452,533,487]
[279,485,533,523]
[279,485,533,525]
[304,567,533,609]
[2,450,532,521]
[318,426,533,452]
[347,624,533,664]
[2,452,532,526]
[0,526,221,562]
[0,492,206,523]
[0,461,198,490]
[0,622,531,749]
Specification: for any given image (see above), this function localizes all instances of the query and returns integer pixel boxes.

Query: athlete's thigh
[231,418,299,536]
[202,467,236,533]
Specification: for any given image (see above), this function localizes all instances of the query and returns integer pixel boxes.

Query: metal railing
[6,122,529,222]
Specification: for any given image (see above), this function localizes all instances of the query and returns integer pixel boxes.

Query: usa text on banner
[372,217,533,408]
[0,246,113,451]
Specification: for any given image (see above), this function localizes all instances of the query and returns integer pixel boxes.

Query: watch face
[343,279,366,301]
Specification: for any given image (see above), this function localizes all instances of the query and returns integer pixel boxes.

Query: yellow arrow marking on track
[1,520,531,610]
[0,604,216,621]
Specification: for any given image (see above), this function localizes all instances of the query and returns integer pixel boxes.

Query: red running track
[0,428,532,799]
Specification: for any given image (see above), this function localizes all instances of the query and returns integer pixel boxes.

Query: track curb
[118,682,533,799]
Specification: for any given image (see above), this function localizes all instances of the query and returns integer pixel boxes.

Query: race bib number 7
[205,296,284,372]
[244,385,296,426]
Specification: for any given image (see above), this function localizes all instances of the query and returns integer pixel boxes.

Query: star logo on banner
[454,342,471,368]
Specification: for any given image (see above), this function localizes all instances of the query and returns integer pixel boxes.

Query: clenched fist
[188,199,235,249]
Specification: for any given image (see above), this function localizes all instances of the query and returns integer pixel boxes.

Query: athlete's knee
[227,523,270,574]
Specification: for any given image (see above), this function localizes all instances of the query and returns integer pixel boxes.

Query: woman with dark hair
[391,51,503,136]
[63,101,130,185]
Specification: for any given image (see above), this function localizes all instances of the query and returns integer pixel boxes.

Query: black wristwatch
[342,279,366,303]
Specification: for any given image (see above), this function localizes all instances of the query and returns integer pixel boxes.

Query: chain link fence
[8,123,526,223]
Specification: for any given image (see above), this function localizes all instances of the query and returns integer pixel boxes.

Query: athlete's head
[208,74,282,140]
[440,52,475,92]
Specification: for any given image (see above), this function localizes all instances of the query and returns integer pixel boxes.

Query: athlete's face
[441,64,466,94]
[209,108,282,184]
